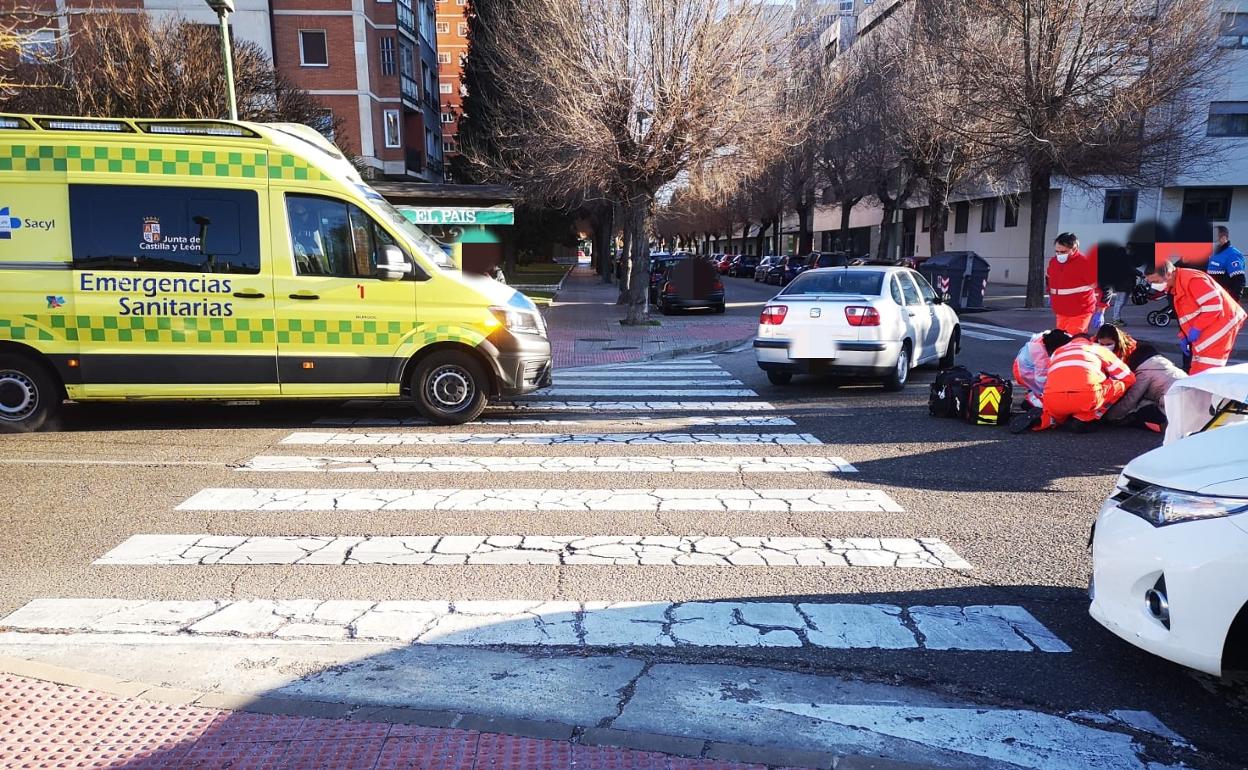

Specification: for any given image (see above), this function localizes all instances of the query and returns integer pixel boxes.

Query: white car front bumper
[1089,499,1248,676]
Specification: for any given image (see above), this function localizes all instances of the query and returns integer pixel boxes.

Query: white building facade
[802,0,1248,284]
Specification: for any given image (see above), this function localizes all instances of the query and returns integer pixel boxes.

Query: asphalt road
[2,291,1246,769]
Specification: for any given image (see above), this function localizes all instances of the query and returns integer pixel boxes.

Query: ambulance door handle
[289,293,320,301]
[233,290,266,299]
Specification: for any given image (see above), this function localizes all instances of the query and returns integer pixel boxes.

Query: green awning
[398,206,514,226]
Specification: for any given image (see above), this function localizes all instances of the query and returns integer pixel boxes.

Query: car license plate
[789,336,837,359]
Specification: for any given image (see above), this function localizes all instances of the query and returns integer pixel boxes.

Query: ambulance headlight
[490,306,545,336]
[1118,485,1248,526]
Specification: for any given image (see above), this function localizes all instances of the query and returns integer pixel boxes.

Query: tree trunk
[754,222,766,256]
[1026,166,1051,309]
[796,195,813,255]
[772,216,782,254]
[928,172,950,257]
[617,205,633,303]
[624,201,652,325]
[838,196,859,251]
[876,202,896,262]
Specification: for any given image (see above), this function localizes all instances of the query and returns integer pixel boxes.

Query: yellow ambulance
[0,113,552,431]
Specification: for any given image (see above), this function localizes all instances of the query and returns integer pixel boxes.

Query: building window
[439,83,453,94]
[1004,197,1019,228]
[436,21,450,33]
[953,201,969,234]
[457,0,467,4]
[1218,12,1248,48]
[980,198,997,233]
[1182,188,1233,222]
[441,112,455,123]
[920,206,929,233]
[19,29,57,63]
[299,30,328,66]
[1208,102,1248,138]
[1102,189,1138,223]
[457,22,468,36]
[383,110,402,148]
[379,35,396,76]
[438,52,451,64]
[443,141,458,153]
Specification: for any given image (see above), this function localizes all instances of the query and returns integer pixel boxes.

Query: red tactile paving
[0,673,808,770]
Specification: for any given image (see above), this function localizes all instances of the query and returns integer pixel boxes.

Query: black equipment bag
[929,366,973,418]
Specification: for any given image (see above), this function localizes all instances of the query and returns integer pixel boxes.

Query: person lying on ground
[1093,323,1186,433]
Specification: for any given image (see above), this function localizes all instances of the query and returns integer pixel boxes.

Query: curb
[634,334,755,363]
[0,654,942,770]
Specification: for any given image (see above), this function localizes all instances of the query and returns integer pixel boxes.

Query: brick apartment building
[10,0,445,181]
[433,0,467,173]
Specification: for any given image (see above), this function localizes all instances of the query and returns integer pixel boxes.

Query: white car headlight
[1118,485,1248,526]
[490,306,546,336]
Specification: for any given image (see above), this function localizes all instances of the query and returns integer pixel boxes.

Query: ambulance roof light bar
[34,117,133,133]
[0,116,33,130]
[140,121,258,138]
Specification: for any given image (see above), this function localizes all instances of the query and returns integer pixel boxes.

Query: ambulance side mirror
[377,245,413,281]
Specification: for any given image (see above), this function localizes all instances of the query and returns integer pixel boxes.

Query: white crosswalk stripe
[501,401,776,411]
[175,487,906,513]
[95,535,966,568]
[961,329,1012,342]
[959,321,1034,339]
[311,415,798,427]
[555,371,738,381]
[280,431,822,445]
[238,455,857,473]
[553,377,744,386]
[535,387,759,397]
[0,599,1067,652]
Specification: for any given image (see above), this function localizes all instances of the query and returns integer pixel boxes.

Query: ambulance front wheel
[0,353,62,434]
[411,350,489,425]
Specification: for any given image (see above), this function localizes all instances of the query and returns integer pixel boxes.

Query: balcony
[401,74,420,109]
[397,0,415,37]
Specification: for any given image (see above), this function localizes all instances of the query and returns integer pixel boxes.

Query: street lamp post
[204,0,238,121]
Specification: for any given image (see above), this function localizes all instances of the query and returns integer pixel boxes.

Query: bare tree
[2,10,345,151]
[941,0,1226,306]
[464,0,803,323]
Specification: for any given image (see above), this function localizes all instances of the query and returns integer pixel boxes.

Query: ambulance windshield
[356,185,457,271]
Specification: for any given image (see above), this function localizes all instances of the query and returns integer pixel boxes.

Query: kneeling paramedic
[1034,336,1135,432]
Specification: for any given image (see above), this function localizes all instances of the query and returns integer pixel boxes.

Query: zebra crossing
[0,355,1065,656]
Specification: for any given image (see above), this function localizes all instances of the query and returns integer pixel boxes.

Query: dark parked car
[766,255,805,286]
[754,255,778,282]
[647,253,685,302]
[729,255,759,277]
[657,258,725,314]
[802,251,851,271]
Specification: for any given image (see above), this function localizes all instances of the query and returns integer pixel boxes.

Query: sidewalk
[975,282,1248,359]
[0,672,823,770]
[543,266,759,369]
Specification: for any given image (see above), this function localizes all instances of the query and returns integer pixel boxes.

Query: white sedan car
[1090,364,1248,676]
[753,266,960,389]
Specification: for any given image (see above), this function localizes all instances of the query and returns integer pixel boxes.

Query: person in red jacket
[1033,335,1136,432]
[1046,233,1099,335]
[1147,260,1246,374]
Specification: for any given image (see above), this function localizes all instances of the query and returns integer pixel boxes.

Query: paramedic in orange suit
[1046,233,1099,335]
[1035,336,1136,432]
[1148,260,1246,374]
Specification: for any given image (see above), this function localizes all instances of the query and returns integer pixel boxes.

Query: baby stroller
[1146,291,1177,327]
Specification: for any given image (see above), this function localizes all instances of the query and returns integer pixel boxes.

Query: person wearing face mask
[1147,258,1246,374]
[1046,232,1099,335]
[1094,323,1185,432]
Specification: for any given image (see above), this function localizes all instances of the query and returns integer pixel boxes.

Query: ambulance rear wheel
[0,353,61,434]
[411,351,488,425]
